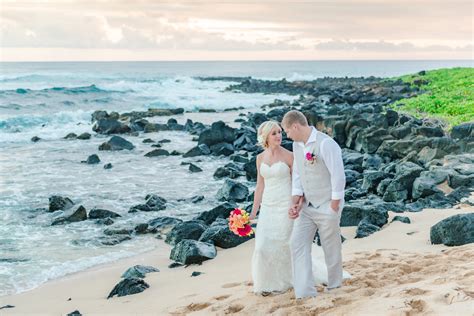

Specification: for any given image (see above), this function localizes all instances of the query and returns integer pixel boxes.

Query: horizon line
[1,59,473,63]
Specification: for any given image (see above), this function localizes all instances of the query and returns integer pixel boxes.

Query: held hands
[330,199,341,213]
[288,196,304,219]
[288,204,300,219]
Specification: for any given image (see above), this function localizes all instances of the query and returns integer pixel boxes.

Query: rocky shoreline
[27,72,473,301]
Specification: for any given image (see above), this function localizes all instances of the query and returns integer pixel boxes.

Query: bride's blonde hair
[257,120,281,149]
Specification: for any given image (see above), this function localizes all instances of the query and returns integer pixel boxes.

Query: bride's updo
[257,120,280,149]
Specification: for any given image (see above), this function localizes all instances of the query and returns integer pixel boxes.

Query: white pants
[290,201,343,299]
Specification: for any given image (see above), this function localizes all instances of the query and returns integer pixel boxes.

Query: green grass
[390,67,474,128]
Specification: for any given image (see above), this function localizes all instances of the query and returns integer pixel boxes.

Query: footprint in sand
[222,282,241,288]
[406,299,427,313]
[403,288,429,296]
[184,302,211,312]
[213,294,231,301]
[267,302,295,313]
[224,304,245,314]
[332,297,352,305]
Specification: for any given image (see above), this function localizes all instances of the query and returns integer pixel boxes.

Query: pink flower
[305,152,313,160]
[237,224,253,237]
[232,208,242,215]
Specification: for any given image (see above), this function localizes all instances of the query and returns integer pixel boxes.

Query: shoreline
[1,204,472,315]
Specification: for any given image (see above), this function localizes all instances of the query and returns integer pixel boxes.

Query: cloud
[0,0,472,60]
[314,40,473,52]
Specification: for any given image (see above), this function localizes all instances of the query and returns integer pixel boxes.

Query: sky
[0,0,473,61]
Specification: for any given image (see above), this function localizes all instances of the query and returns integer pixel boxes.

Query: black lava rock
[107,277,150,298]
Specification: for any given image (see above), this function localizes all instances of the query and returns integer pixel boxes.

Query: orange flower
[228,208,254,237]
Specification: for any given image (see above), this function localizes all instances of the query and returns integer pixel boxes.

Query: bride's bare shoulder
[281,147,293,158]
[280,147,293,167]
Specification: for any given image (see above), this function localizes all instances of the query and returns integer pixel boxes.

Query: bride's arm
[250,155,264,220]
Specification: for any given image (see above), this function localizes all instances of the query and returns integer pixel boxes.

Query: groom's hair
[282,110,308,128]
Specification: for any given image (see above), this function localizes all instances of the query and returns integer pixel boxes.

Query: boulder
[216,179,249,202]
[412,171,444,200]
[198,121,235,147]
[390,125,412,139]
[77,132,91,140]
[82,154,100,164]
[189,163,203,173]
[165,220,208,245]
[362,154,383,170]
[391,216,411,224]
[148,216,183,235]
[213,166,240,179]
[210,142,234,156]
[93,119,131,135]
[99,136,135,151]
[103,228,133,236]
[183,144,211,158]
[121,265,159,279]
[64,133,77,139]
[415,126,444,138]
[451,122,473,139]
[48,195,74,212]
[340,203,388,228]
[98,235,132,246]
[51,205,87,225]
[244,156,258,181]
[144,149,169,157]
[361,171,387,192]
[129,195,167,213]
[430,213,474,246]
[383,162,424,202]
[169,240,217,265]
[107,278,149,298]
[194,202,237,225]
[88,208,121,219]
[355,220,380,238]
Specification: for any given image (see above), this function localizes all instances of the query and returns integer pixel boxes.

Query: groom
[281,110,346,299]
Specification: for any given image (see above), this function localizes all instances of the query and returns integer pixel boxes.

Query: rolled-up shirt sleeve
[320,138,346,200]
[292,144,304,196]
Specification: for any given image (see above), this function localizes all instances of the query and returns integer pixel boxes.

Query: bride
[249,120,295,295]
[249,120,349,296]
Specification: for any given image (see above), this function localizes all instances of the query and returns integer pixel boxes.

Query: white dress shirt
[292,127,346,200]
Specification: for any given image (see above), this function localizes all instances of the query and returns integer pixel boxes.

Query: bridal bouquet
[228,208,254,237]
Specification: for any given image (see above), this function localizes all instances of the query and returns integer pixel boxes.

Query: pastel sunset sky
[0,0,472,61]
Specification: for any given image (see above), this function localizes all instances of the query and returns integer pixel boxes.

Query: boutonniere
[305,152,317,164]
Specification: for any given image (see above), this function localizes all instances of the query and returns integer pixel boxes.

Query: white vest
[293,131,332,208]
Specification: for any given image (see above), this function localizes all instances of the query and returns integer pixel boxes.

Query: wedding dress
[251,161,350,294]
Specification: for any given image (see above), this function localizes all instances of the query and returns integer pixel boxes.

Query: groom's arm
[291,143,304,198]
[290,143,304,218]
[321,138,346,212]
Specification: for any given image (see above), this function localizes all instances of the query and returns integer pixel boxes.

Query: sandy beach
[1,202,472,315]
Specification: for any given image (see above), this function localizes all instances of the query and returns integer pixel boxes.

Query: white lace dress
[252,161,294,293]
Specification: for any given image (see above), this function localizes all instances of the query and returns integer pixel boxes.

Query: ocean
[0,60,472,296]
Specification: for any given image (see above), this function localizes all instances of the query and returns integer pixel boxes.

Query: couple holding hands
[249,110,349,299]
